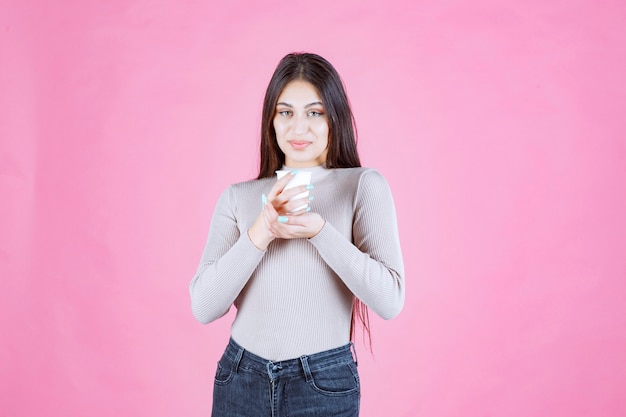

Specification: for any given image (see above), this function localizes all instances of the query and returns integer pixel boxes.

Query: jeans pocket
[214,358,235,386]
[308,361,360,396]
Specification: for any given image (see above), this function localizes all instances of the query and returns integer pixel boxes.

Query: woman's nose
[293,115,308,135]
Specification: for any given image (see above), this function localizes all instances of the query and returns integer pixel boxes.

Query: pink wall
[2,1,625,416]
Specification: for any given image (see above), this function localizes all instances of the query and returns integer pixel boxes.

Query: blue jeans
[212,338,360,417]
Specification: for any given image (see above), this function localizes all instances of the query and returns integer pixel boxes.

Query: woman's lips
[288,140,311,150]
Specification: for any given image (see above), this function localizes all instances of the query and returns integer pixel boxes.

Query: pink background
[2,1,625,416]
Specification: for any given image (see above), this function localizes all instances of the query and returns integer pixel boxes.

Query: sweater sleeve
[308,170,405,319]
[189,186,266,324]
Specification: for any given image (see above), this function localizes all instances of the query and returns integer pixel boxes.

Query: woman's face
[273,80,329,168]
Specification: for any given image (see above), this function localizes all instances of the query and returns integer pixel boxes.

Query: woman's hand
[247,171,325,250]
[263,200,325,240]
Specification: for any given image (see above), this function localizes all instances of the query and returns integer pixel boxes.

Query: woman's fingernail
[277,216,288,223]
[306,184,314,190]
[290,170,299,175]
[262,194,267,206]
[305,206,311,212]
[308,195,314,201]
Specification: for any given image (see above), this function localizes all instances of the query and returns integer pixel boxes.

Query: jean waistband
[223,337,357,379]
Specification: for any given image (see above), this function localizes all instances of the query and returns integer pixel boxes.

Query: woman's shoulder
[331,168,395,202]
[215,177,273,203]
[332,167,389,185]
[331,166,372,175]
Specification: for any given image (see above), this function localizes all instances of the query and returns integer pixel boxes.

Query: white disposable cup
[276,170,312,212]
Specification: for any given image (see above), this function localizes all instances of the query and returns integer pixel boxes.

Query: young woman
[190,52,405,417]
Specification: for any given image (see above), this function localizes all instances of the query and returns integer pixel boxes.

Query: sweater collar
[281,164,331,182]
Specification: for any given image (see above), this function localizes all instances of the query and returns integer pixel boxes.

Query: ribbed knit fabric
[189,166,405,361]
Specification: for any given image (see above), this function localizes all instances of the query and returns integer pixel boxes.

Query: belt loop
[299,356,313,383]
[350,342,358,367]
[233,346,244,373]
[266,362,273,380]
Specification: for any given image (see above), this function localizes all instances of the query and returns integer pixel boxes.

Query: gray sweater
[190,165,405,360]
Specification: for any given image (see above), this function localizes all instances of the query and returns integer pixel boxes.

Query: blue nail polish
[306,184,314,190]
[308,195,314,201]
[305,206,311,212]
[277,216,288,223]
[290,170,299,175]
[262,194,267,205]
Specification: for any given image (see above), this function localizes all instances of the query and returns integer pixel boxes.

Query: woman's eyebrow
[276,101,324,108]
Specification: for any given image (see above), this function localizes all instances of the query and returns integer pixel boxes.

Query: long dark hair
[257,52,370,346]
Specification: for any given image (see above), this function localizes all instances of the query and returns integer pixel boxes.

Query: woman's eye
[308,111,323,117]
[278,110,292,117]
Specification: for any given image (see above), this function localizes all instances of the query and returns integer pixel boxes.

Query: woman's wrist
[248,222,273,251]
[308,218,326,239]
